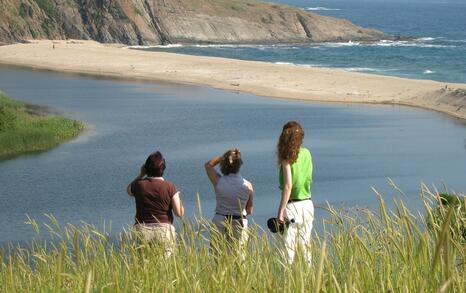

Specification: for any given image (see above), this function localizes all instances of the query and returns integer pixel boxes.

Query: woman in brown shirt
[126,151,184,257]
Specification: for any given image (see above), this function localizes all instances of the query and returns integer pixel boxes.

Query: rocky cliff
[0,0,391,45]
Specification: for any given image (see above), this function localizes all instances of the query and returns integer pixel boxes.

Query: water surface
[1,66,466,243]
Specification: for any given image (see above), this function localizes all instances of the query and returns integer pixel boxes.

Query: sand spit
[0,40,465,120]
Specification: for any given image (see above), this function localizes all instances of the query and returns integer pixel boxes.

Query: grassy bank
[0,92,82,158]
[1,187,465,292]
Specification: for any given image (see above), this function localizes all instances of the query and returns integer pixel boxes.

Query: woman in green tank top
[276,121,315,263]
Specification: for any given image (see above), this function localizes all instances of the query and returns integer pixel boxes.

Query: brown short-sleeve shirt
[131,177,178,225]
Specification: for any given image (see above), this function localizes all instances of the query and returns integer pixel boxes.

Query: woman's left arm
[245,181,254,215]
[277,162,292,222]
[172,192,185,217]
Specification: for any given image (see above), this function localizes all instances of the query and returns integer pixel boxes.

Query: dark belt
[216,213,246,229]
[216,213,244,220]
[288,197,310,203]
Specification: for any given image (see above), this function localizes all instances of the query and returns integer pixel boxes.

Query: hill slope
[0,0,391,45]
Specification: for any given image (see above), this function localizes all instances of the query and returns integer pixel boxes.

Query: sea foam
[126,44,184,49]
[344,67,386,72]
[310,40,455,49]
[304,7,341,11]
[415,37,436,42]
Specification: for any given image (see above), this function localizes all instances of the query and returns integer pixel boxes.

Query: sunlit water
[1,66,466,244]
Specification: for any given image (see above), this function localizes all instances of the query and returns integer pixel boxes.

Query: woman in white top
[204,148,254,248]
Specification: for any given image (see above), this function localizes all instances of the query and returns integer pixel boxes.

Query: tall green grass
[1,186,465,292]
[0,92,83,158]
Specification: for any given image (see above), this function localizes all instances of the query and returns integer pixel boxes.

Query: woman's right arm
[126,165,146,196]
[204,156,222,187]
[277,162,292,222]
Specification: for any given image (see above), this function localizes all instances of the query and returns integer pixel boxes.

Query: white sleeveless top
[215,173,250,216]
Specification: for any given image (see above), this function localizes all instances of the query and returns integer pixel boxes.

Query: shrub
[0,106,17,131]
[35,0,58,19]
[428,193,466,242]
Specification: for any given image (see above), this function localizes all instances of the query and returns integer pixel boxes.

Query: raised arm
[277,162,292,222]
[245,180,254,215]
[126,165,146,197]
[171,192,184,217]
[204,156,222,187]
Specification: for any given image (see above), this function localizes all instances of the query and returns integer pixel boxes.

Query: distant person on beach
[126,151,184,257]
[276,121,314,263]
[204,149,254,252]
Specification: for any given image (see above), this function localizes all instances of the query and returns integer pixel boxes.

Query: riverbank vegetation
[1,186,465,291]
[0,92,82,158]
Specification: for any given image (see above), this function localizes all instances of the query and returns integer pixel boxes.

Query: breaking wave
[128,39,457,51]
[343,67,397,72]
[415,37,436,42]
[126,44,185,49]
[304,7,341,11]
[310,40,455,49]
[274,63,397,73]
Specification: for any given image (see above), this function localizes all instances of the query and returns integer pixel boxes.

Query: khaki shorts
[134,223,176,257]
[211,214,249,260]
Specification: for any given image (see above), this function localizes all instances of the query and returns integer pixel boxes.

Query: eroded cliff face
[0,0,391,45]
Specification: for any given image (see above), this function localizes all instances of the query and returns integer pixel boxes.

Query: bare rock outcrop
[0,0,393,45]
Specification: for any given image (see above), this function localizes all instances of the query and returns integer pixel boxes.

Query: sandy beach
[1,40,465,120]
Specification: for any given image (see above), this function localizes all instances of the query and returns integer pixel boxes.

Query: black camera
[267,218,295,234]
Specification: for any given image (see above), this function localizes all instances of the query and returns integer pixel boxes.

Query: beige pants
[212,214,249,245]
[134,223,176,257]
[211,214,249,259]
[283,200,314,263]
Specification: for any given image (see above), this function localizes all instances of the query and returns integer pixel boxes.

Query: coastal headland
[1,40,465,120]
[0,0,390,45]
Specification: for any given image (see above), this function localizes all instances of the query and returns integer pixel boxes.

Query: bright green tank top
[279,147,313,200]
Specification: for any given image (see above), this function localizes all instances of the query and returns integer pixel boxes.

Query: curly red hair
[277,121,304,164]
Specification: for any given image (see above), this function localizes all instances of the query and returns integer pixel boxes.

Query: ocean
[137,0,466,83]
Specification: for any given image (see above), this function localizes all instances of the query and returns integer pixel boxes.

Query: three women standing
[126,121,313,263]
